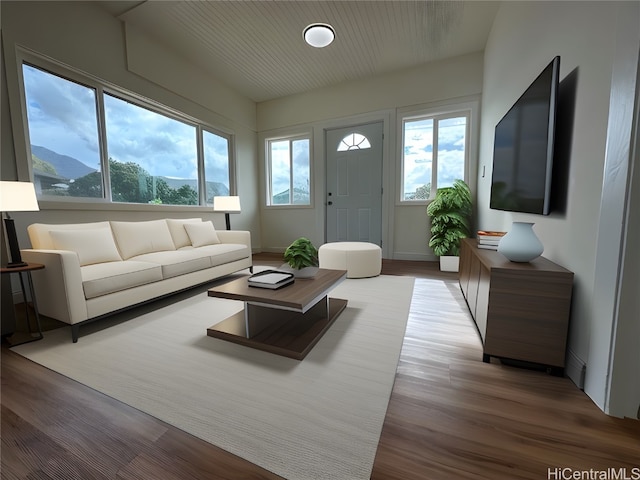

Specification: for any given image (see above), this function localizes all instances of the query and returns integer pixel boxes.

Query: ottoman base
[318,242,382,278]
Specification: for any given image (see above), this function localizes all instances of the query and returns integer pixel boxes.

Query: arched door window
[337,133,371,151]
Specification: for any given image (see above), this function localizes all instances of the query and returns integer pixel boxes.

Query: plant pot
[279,264,319,278]
[439,256,459,272]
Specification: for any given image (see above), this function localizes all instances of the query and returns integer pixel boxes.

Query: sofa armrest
[216,230,251,250]
[20,249,88,325]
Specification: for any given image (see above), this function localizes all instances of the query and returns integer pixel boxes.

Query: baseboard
[565,348,586,389]
[391,252,438,262]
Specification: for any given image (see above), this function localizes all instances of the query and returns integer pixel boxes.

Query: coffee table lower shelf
[207,297,348,360]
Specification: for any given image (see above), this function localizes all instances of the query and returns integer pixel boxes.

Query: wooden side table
[1,262,45,345]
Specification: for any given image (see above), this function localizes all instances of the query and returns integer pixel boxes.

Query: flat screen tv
[490,56,560,215]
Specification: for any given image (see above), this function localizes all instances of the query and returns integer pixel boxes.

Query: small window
[337,133,371,151]
[267,135,310,206]
[401,111,468,201]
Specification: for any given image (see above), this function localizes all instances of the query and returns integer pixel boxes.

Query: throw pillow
[184,221,221,247]
[50,228,122,266]
[166,218,202,248]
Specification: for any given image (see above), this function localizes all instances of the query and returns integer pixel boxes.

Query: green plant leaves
[283,237,319,269]
[426,179,472,257]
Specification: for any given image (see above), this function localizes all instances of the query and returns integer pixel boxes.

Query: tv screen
[490,56,560,215]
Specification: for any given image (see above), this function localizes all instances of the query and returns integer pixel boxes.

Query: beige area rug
[12,273,415,480]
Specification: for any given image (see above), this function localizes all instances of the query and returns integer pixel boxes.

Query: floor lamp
[213,196,241,230]
[0,181,40,268]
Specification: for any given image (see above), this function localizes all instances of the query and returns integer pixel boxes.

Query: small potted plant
[426,179,472,272]
[282,237,319,278]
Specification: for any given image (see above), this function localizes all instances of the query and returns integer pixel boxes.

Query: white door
[325,122,383,245]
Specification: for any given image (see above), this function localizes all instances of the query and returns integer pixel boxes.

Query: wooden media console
[459,238,574,374]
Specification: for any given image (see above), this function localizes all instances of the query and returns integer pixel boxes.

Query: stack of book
[476,230,506,250]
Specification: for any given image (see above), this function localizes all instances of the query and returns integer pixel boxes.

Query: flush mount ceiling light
[303,23,335,48]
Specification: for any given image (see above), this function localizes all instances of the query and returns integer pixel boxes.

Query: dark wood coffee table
[207,268,347,360]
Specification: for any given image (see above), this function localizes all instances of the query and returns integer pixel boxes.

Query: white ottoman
[318,242,382,278]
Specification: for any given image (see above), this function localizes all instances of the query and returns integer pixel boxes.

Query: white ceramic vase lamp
[498,222,544,262]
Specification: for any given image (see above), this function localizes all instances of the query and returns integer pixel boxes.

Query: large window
[267,135,311,206]
[21,61,233,206]
[401,110,469,201]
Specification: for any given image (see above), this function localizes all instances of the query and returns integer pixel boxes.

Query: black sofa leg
[71,325,79,343]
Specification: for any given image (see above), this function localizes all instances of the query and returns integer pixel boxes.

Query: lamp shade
[213,196,241,213]
[0,181,39,212]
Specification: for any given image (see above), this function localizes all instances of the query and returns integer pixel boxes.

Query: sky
[23,64,229,184]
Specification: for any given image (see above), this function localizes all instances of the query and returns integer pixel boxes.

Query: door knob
[328,201,333,205]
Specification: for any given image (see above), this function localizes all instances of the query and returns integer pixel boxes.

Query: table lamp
[0,181,39,268]
[213,196,241,230]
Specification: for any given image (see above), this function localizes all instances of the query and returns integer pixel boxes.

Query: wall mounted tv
[490,56,560,215]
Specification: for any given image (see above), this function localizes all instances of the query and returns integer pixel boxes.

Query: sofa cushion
[184,221,221,247]
[180,243,250,267]
[110,220,176,259]
[28,221,113,250]
[130,249,213,279]
[50,228,122,266]
[166,218,202,248]
[81,261,163,299]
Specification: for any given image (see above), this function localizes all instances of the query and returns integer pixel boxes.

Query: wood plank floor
[2,254,638,479]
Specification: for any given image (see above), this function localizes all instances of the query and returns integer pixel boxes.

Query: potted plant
[282,237,319,278]
[426,179,472,272]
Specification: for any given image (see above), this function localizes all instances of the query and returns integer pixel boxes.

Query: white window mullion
[96,86,112,202]
[288,140,294,204]
[196,125,205,206]
[431,119,440,196]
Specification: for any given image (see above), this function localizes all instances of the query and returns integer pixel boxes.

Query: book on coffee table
[248,270,295,289]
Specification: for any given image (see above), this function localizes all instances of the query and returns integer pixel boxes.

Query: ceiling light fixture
[303,23,335,48]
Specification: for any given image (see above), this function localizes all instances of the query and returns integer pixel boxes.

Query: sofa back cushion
[110,220,176,259]
[27,221,113,249]
[50,228,122,266]
[166,218,202,248]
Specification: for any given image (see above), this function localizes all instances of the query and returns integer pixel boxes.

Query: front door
[325,122,383,245]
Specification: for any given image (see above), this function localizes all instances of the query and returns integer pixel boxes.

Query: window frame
[265,132,313,208]
[398,100,477,205]
[9,47,236,210]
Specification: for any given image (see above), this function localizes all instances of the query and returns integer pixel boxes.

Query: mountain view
[31,145,97,179]
[31,145,229,201]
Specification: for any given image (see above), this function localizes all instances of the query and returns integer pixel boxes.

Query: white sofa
[21,218,252,342]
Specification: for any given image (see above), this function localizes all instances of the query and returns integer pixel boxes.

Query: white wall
[479,1,639,417]
[1,1,261,248]
[257,53,484,256]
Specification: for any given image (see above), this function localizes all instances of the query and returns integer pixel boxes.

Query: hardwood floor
[2,254,638,479]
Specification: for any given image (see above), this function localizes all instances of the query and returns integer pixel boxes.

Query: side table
[1,262,45,345]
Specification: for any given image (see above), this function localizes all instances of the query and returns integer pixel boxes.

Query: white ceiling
[99,1,499,103]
